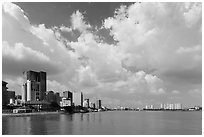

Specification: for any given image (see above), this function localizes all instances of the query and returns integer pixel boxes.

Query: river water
[2,111,202,135]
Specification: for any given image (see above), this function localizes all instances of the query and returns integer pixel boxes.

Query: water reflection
[30,116,47,134]
[59,114,73,134]
[2,111,202,135]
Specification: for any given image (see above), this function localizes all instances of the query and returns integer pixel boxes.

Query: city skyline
[2,2,202,108]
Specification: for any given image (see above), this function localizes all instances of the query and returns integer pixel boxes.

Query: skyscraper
[96,100,102,109]
[22,70,46,102]
[81,92,83,107]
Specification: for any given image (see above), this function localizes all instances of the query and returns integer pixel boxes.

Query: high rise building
[73,92,83,107]
[96,100,102,109]
[81,92,83,107]
[63,91,73,106]
[22,70,46,102]
[2,81,8,106]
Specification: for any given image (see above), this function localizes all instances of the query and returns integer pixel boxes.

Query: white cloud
[59,25,72,32]
[176,45,201,54]
[183,2,202,28]
[47,80,68,93]
[3,41,50,62]
[2,2,30,29]
[71,10,91,32]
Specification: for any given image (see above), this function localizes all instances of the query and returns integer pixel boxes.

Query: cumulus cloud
[2,2,202,107]
[3,41,50,62]
[71,10,91,32]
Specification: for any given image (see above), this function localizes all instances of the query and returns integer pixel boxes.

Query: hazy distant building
[90,102,96,109]
[175,103,182,110]
[170,104,174,110]
[160,104,164,109]
[96,100,102,109]
[63,91,73,106]
[81,92,83,107]
[22,70,46,102]
[166,104,170,110]
[150,105,154,109]
[73,92,83,107]
[2,81,8,106]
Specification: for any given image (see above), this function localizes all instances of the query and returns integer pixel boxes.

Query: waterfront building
[175,103,182,110]
[164,104,166,109]
[84,99,90,108]
[150,105,154,109]
[55,92,60,105]
[7,91,15,104]
[96,100,102,109]
[90,102,96,109]
[166,104,170,110]
[93,103,96,109]
[73,92,83,107]
[46,91,55,102]
[14,95,22,105]
[169,104,174,110]
[60,97,72,107]
[81,92,83,107]
[63,91,73,106]
[160,104,164,109]
[2,81,8,106]
[46,91,60,105]
[22,70,46,102]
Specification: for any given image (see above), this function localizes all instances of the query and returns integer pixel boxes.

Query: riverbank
[2,111,64,117]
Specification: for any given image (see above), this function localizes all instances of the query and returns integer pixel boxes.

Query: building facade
[96,100,102,109]
[73,92,83,107]
[46,91,60,105]
[63,91,73,106]
[84,99,90,108]
[7,91,15,104]
[2,81,8,106]
[22,70,46,102]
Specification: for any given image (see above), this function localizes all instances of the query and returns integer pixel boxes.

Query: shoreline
[2,111,64,117]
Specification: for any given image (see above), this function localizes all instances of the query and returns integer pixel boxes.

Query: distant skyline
[2,2,202,108]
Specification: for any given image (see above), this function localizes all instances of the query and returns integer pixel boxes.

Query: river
[2,111,202,135]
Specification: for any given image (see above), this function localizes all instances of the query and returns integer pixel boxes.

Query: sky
[2,2,202,108]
